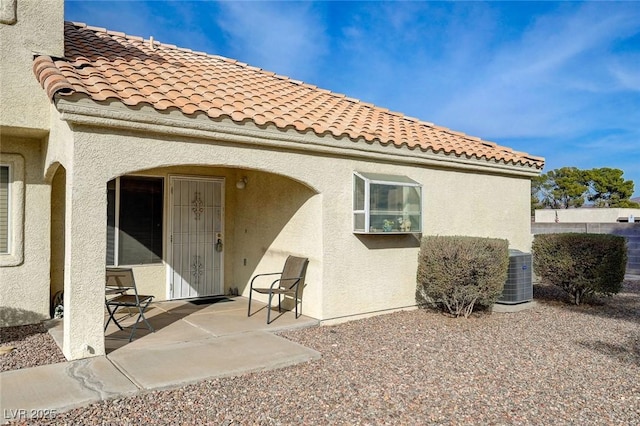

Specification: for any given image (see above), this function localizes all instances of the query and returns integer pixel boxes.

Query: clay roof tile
[33,22,544,169]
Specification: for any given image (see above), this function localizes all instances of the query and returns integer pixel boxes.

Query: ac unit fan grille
[497,251,533,305]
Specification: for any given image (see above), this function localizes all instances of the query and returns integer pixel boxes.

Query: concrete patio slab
[108,317,215,351]
[107,330,320,390]
[2,296,320,424]
[186,307,319,335]
[0,357,138,423]
[181,297,248,314]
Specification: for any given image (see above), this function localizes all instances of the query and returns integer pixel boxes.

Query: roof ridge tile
[106,30,126,37]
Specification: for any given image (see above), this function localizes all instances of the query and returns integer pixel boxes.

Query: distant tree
[586,168,639,208]
[531,174,548,213]
[532,167,588,209]
[532,167,639,209]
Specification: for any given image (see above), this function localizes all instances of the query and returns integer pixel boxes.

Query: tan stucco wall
[535,208,640,223]
[0,0,63,132]
[0,0,63,328]
[317,161,532,322]
[232,170,322,316]
[47,128,326,320]
[0,136,51,326]
[47,120,531,328]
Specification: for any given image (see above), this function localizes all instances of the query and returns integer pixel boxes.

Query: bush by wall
[416,236,509,317]
[532,233,627,305]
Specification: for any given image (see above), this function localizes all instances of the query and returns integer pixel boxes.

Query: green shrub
[532,233,627,305]
[416,236,509,317]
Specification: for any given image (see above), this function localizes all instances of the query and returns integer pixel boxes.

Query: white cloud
[429,2,640,140]
[214,2,328,81]
[609,55,640,92]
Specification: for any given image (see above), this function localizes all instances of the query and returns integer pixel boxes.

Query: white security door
[170,177,224,298]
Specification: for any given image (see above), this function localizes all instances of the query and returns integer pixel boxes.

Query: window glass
[354,174,365,210]
[106,179,116,265]
[107,176,164,265]
[119,176,163,265]
[353,171,422,233]
[0,166,9,253]
[0,155,24,266]
[353,213,365,232]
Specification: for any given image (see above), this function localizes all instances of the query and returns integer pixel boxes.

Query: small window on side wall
[353,171,422,234]
[107,176,164,266]
[0,154,24,266]
[0,165,9,254]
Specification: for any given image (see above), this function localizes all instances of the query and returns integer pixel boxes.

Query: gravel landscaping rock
[4,279,639,425]
[0,323,66,372]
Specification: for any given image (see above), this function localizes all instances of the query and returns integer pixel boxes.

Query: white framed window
[0,154,24,266]
[353,171,422,234]
[0,165,9,253]
[107,175,164,266]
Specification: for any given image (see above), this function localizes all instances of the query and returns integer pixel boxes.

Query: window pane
[370,184,403,213]
[106,179,116,265]
[0,166,8,253]
[402,186,421,213]
[354,174,365,210]
[354,213,365,232]
[118,176,163,264]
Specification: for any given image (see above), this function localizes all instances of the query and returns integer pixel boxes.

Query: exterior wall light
[236,177,248,189]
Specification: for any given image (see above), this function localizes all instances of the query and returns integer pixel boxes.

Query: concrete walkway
[1,297,320,424]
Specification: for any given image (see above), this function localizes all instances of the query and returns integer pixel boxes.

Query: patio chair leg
[105,305,125,331]
[128,300,154,342]
[267,291,275,324]
[247,291,253,317]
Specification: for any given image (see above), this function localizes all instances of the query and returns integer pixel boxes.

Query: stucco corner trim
[0,153,25,266]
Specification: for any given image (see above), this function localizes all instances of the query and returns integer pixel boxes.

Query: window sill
[0,251,24,267]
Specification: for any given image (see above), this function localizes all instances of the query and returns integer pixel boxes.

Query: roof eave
[53,95,544,178]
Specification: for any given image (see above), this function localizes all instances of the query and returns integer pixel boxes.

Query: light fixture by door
[236,177,248,189]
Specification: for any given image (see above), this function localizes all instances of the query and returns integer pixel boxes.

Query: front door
[169,177,224,299]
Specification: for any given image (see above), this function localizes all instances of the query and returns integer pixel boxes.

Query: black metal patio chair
[104,267,155,341]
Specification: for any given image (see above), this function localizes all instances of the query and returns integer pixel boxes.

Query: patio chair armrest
[106,286,127,296]
[269,276,303,291]
[249,272,283,290]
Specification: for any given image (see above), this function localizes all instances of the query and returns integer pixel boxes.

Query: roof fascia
[54,96,542,178]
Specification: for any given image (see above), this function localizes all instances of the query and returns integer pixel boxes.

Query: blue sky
[65,1,640,197]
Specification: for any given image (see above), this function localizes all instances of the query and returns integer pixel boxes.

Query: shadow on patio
[48,296,319,355]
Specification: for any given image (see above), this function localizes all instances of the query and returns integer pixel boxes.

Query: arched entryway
[103,164,321,315]
[49,164,66,318]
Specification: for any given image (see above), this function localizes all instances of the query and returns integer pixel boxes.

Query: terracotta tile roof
[33,22,544,169]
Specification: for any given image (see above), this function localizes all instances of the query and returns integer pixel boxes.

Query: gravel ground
[3,279,639,425]
[0,323,66,372]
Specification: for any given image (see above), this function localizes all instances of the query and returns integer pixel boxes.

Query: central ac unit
[497,250,533,305]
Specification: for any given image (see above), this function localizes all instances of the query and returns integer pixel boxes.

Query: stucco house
[1,1,544,360]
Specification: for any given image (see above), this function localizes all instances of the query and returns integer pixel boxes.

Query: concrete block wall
[531,223,640,275]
